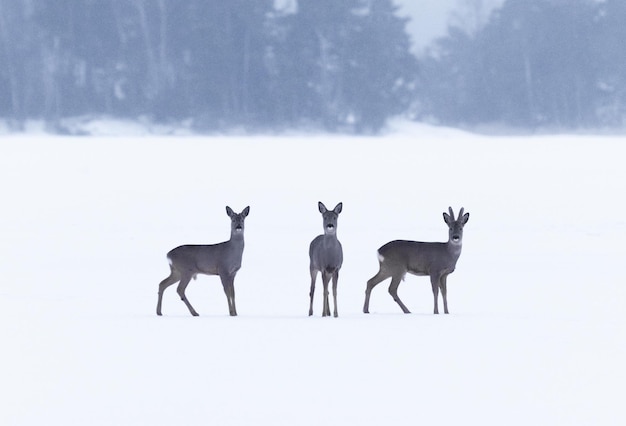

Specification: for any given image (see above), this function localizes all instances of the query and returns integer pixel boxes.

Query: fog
[1,0,625,133]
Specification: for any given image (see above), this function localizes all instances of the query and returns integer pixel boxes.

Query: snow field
[1,124,624,425]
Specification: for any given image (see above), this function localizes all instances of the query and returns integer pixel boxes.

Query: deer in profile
[363,207,469,315]
[309,202,343,317]
[156,206,250,317]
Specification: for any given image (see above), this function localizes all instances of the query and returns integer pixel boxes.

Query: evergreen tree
[594,0,626,126]
[342,0,418,132]
[0,0,33,126]
[164,0,274,126]
[0,0,416,133]
[419,0,602,129]
[270,0,417,132]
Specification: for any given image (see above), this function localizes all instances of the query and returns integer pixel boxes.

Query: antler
[448,206,455,221]
[458,207,464,219]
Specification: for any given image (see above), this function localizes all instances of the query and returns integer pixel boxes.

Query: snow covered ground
[1,122,624,425]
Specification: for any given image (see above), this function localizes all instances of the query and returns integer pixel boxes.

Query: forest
[1,0,626,133]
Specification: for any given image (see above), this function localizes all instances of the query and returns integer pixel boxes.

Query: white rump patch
[377,251,385,263]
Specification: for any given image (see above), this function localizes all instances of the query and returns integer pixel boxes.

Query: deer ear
[318,202,327,213]
[242,206,250,217]
[461,212,469,224]
[443,212,452,224]
[334,202,343,214]
[226,206,235,217]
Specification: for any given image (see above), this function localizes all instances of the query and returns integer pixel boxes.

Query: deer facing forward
[156,206,250,317]
[363,207,469,315]
[309,202,343,317]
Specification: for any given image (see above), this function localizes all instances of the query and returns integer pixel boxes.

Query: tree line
[0,0,416,133]
[1,0,626,133]
[418,0,626,130]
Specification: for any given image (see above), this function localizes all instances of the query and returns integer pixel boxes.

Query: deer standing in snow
[156,206,250,316]
[308,202,343,317]
[363,207,469,315]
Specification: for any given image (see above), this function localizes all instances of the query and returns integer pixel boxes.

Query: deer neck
[229,230,245,245]
[447,239,463,258]
[322,231,339,244]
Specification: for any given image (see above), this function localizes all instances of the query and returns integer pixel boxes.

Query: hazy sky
[394,0,458,52]
[273,1,502,54]
[394,0,503,53]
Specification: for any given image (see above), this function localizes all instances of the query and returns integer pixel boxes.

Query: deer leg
[332,270,339,318]
[156,269,180,316]
[440,274,449,314]
[220,274,237,316]
[177,275,199,316]
[389,275,411,314]
[309,269,317,316]
[363,269,390,313]
[430,274,440,314]
[322,272,331,317]
[230,281,237,316]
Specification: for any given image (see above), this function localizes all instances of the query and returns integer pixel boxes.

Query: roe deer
[156,206,250,316]
[309,202,343,317]
[363,207,469,315]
